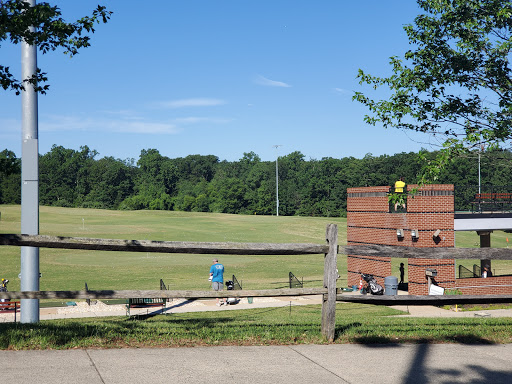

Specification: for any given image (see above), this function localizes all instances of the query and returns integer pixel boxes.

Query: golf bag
[225,280,238,305]
[361,274,384,295]
[0,278,9,303]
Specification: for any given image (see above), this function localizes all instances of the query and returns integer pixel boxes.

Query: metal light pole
[273,145,282,216]
[20,0,40,323]
[478,145,481,195]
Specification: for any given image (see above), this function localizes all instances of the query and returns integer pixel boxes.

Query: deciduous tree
[354,0,512,183]
[1,0,111,94]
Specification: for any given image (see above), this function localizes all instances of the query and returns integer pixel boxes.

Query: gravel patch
[57,300,125,314]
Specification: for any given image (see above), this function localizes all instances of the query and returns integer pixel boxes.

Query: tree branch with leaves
[354,0,512,184]
[0,0,112,94]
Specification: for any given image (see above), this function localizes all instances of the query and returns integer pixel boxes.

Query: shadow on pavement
[402,343,512,384]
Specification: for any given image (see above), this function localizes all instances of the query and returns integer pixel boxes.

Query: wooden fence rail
[337,294,512,306]
[0,288,327,300]
[0,234,328,255]
[344,244,512,260]
[4,234,512,259]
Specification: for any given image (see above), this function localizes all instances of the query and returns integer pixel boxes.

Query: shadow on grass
[268,282,289,289]
[352,336,401,344]
[0,316,243,349]
[334,318,508,344]
[0,310,325,349]
[349,336,494,344]
[334,322,362,339]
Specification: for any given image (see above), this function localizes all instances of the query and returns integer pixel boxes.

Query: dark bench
[126,298,165,316]
[472,193,512,212]
[0,301,20,322]
[126,279,169,316]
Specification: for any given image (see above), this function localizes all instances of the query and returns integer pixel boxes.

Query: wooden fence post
[321,223,338,341]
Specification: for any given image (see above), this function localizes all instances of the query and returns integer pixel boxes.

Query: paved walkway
[2,343,512,383]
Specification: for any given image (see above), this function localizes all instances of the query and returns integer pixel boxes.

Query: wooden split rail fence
[4,228,512,340]
[0,226,339,340]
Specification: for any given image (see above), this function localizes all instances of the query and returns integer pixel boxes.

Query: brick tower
[346,184,455,295]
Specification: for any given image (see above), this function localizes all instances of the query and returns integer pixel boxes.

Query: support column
[478,231,492,276]
[321,224,338,342]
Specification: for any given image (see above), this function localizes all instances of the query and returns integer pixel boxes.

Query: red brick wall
[346,186,392,288]
[455,276,512,295]
[346,184,455,295]
[408,258,456,295]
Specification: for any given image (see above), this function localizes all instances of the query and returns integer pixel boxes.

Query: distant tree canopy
[354,0,512,184]
[0,149,20,204]
[2,145,512,217]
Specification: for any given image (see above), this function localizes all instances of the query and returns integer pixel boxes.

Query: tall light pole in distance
[273,145,282,216]
[478,143,484,195]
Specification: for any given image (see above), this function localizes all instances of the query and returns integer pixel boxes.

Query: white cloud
[100,109,144,120]
[0,118,19,133]
[0,119,19,147]
[173,117,233,125]
[40,114,179,134]
[108,121,179,134]
[334,88,352,95]
[155,98,226,109]
[254,75,291,88]
[38,110,233,135]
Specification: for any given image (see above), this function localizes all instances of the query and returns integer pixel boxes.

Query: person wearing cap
[209,258,226,306]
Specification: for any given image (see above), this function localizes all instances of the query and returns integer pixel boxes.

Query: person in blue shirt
[209,258,226,306]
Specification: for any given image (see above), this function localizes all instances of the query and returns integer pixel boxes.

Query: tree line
[2,145,512,217]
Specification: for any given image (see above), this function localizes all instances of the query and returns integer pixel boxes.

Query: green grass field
[0,205,347,292]
[2,205,512,294]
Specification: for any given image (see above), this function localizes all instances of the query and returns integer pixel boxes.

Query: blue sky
[0,0,438,162]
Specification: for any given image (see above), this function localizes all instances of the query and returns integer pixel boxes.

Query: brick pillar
[478,231,492,275]
[347,184,456,295]
[346,186,392,288]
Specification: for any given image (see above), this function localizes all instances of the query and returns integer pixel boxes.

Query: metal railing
[454,185,512,213]
[232,275,242,290]
[160,279,169,305]
[289,272,303,289]
[458,265,477,279]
